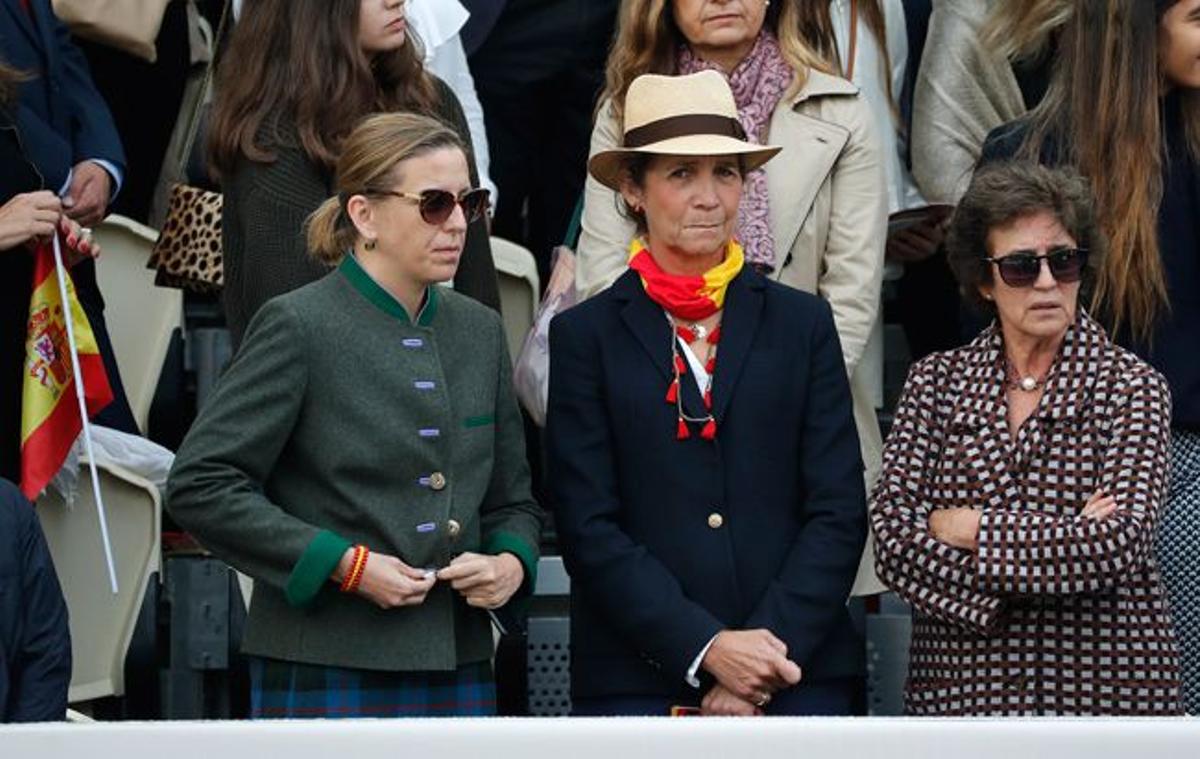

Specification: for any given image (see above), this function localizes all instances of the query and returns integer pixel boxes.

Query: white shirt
[407,0,498,205]
[830,0,925,213]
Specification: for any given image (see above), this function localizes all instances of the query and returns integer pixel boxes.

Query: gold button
[707,513,724,529]
[429,472,447,491]
[446,519,461,538]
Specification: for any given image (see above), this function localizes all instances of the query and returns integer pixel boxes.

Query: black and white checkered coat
[871,313,1183,715]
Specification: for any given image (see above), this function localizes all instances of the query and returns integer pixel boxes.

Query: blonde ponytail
[305,197,354,265]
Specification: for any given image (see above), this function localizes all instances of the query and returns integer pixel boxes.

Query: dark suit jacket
[0,0,126,191]
[547,268,867,705]
[0,478,71,722]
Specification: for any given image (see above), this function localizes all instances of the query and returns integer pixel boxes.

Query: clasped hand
[700,628,802,715]
[336,549,523,610]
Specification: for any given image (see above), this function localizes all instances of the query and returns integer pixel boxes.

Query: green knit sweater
[167,256,541,671]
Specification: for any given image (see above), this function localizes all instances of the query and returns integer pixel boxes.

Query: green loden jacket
[167,255,542,672]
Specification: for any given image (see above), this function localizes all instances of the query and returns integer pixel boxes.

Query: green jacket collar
[339,254,439,327]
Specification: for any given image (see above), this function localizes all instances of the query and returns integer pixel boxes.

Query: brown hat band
[623,114,747,149]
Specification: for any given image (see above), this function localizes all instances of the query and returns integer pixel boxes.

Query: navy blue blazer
[0,0,125,191]
[0,478,71,722]
[547,267,867,703]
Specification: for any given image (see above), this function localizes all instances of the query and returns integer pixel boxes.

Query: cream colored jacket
[575,69,888,594]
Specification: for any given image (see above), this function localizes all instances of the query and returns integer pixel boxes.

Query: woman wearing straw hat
[578,0,887,598]
[548,70,867,717]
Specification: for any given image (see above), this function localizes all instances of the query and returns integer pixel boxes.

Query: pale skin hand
[332,548,436,609]
[701,629,802,704]
[929,490,1118,551]
[0,191,99,265]
[64,161,112,226]
[0,191,61,249]
[437,552,524,609]
[701,682,762,717]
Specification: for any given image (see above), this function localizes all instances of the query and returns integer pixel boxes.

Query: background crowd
[1,0,1198,722]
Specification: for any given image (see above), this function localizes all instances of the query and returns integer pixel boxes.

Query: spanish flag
[20,239,113,500]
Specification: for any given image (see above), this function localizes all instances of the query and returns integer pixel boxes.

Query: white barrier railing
[2,717,1198,758]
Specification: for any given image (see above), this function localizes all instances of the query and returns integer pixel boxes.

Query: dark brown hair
[946,162,1103,316]
[208,0,437,177]
[1018,0,1200,342]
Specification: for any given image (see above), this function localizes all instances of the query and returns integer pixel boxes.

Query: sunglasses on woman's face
[372,187,491,225]
[983,246,1088,288]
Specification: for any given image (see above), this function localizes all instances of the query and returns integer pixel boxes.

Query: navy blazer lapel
[614,270,672,384]
[712,270,765,421]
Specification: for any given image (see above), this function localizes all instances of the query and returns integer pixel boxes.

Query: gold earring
[364,239,377,251]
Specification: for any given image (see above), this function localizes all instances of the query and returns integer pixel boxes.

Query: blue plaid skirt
[248,656,496,718]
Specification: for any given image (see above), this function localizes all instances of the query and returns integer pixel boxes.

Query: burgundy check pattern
[871,313,1183,715]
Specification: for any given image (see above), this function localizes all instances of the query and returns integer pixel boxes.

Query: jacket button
[429,472,447,491]
[446,519,461,538]
[707,512,724,529]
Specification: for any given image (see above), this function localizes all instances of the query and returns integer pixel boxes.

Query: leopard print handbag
[147,183,224,293]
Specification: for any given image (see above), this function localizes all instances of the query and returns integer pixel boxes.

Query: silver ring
[755,695,769,707]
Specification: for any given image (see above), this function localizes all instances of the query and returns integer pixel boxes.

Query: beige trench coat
[575,69,888,594]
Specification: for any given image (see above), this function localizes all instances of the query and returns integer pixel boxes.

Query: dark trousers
[571,677,859,717]
[468,0,618,284]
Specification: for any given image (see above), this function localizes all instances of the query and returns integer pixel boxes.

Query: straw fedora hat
[588,70,782,191]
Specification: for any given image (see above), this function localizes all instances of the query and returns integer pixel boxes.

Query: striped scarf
[628,238,744,321]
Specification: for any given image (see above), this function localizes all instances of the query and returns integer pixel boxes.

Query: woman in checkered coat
[871,162,1183,716]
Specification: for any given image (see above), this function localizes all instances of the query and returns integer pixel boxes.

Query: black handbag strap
[179,0,231,176]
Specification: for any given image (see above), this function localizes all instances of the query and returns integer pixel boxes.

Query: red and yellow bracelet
[339,545,369,593]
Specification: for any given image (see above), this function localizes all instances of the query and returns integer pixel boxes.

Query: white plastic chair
[92,215,183,432]
[36,458,162,703]
[490,236,540,364]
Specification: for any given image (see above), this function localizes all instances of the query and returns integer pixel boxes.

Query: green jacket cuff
[285,530,352,607]
[483,530,538,598]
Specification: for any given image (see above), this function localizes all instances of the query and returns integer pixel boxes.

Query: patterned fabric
[678,31,793,270]
[1157,429,1200,714]
[871,312,1182,715]
[248,657,496,719]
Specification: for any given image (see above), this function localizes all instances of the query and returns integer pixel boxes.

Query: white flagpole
[51,234,119,595]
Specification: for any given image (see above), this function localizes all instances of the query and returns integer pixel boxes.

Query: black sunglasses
[370,187,491,225]
[983,247,1088,288]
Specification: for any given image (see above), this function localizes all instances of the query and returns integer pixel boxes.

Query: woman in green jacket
[208,0,501,348]
[168,112,542,718]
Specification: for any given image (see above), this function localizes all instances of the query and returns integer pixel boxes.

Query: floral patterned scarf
[677,31,793,271]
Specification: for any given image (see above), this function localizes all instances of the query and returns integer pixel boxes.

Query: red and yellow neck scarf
[627,238,744,322]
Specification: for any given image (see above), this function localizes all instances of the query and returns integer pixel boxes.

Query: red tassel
[674,354,688,375]
[705,356,717,373]
[676,418,691,440]
[703,388,712,409]
[665,380,679,404]
[700,419,717,440]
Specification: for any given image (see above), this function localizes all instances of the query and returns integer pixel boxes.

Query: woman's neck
[356,247,428,322]
[1000,324,1066,379]
[647,237,726,277]
[691,41,754,74]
